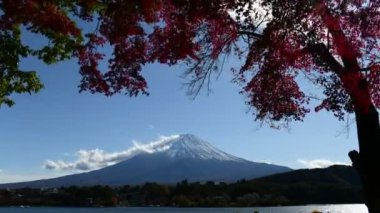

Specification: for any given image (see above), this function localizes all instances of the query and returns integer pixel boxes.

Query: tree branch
[237,31,263,39]
[306,42,345,75]
[315,1,360,72]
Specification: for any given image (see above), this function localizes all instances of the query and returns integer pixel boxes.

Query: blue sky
[0,18,357,183]
[0,45,359,183]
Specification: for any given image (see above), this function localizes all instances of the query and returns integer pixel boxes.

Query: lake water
[0,204,367,213]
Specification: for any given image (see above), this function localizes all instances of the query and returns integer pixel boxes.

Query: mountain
[0,134,291,188]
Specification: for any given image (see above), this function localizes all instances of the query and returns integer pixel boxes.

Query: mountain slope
[0,134,291,188]
[239,165,363,204]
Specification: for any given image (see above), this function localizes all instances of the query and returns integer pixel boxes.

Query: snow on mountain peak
[152,134,243,162]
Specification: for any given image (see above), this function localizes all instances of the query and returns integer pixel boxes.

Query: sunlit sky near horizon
[0,49,360,184]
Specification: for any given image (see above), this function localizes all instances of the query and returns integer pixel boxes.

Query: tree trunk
[350,105,380,213]
[311,3,380,211]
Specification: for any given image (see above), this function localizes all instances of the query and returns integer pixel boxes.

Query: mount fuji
[1,134,291,188]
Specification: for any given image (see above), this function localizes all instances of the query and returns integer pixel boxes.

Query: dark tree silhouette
[1,1,380,211]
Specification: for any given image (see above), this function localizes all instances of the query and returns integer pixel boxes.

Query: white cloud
[297,159,350,169]
[43,135,179,171]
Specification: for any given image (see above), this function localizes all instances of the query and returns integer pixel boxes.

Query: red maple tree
[1,0,380,211]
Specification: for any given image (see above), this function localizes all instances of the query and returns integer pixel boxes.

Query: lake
[0,204,367,213]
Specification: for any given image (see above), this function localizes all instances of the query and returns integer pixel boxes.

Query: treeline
[0,175,363,207]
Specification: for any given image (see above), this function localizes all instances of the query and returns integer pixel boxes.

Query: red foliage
[1,0,80,36]
[2,0,380,124]
[77,34,109,94]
